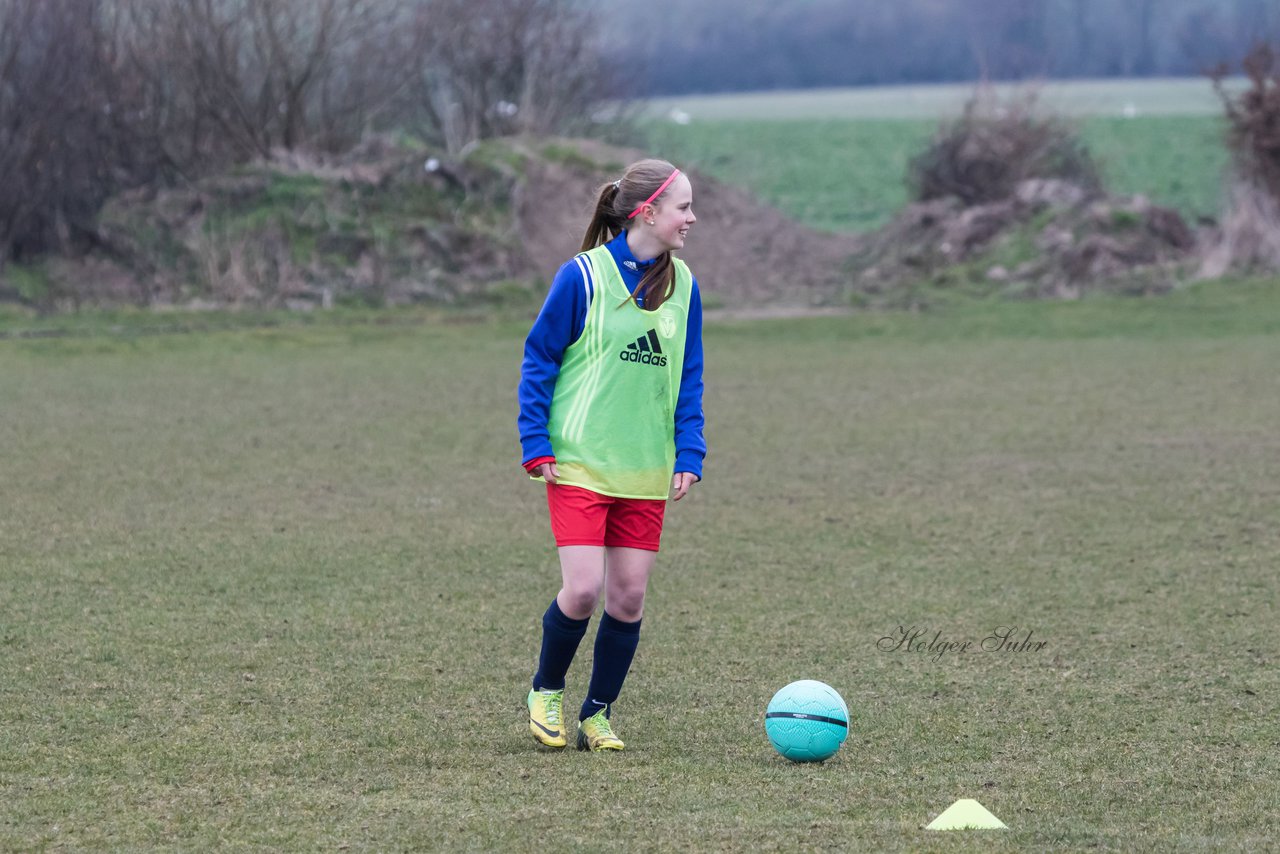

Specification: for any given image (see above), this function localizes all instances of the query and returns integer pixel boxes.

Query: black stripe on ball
[765,711,848,729]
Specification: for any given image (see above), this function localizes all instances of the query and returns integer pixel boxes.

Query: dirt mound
[1199,180,1280,278]
[6,136,861,311]
[78,137,526,309]
[509,138,862,306]
[854,178,1201,303]
[3,135,1208,312]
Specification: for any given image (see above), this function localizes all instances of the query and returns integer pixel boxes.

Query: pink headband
[627,169,681,219]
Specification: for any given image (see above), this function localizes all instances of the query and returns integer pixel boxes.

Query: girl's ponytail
[580,160,681,311]
[580,181,625,253]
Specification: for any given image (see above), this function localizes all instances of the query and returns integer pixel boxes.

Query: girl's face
[647,174,695,252]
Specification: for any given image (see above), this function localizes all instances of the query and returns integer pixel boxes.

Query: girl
[517,158,705,751]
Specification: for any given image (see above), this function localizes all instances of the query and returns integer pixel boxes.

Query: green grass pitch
[2,279,1278,850]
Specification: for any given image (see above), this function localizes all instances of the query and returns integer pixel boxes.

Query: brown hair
[580,158,681,310]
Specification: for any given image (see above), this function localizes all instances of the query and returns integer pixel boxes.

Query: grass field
[3,279,1278,850]
[645,116,1228,233]
[638,78,1233,232]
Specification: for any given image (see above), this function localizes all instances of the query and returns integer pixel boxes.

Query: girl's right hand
[536,462,560,484]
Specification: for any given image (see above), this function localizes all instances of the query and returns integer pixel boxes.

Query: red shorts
[545,484,666,551]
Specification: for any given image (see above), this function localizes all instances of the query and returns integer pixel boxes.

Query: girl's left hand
[671,471,699,501]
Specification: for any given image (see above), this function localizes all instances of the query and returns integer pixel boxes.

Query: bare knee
[606,587,646,622]
[558,585,601,620]
[556,545,605,619]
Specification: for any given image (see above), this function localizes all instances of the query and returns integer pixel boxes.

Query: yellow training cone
[925,798,1008,830]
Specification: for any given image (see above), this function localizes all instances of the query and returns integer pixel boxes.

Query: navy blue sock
[532,598,590,691]
[580,610,642,721]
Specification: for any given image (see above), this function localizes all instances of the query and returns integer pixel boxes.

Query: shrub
[1205,43,1280,274]
[1212,43,1280,203]
[908,88,1102,207]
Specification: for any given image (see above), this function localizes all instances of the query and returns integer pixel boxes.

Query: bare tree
[410,0,614,153]
[120,0,403,165]
[1215,44,1280,202]
[1203,43,1280,274]
[0,0,153,263]
[1118,0,1158,75]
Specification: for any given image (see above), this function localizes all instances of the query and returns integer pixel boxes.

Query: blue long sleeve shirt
[517,231,706,479]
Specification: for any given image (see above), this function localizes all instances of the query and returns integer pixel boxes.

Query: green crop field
[646,116,1227,233]
[639,79,1233,232]
[3,278,1279,850]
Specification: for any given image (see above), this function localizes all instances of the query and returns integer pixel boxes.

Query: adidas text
[619,349,668,366]
[621,329,667,366]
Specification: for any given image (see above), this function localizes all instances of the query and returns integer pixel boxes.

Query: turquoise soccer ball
[765,680,850,762]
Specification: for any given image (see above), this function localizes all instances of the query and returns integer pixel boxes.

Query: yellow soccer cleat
[576,710,624,752]
[527,688,567,748]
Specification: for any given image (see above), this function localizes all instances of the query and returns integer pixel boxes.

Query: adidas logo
[619,329,668,366]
